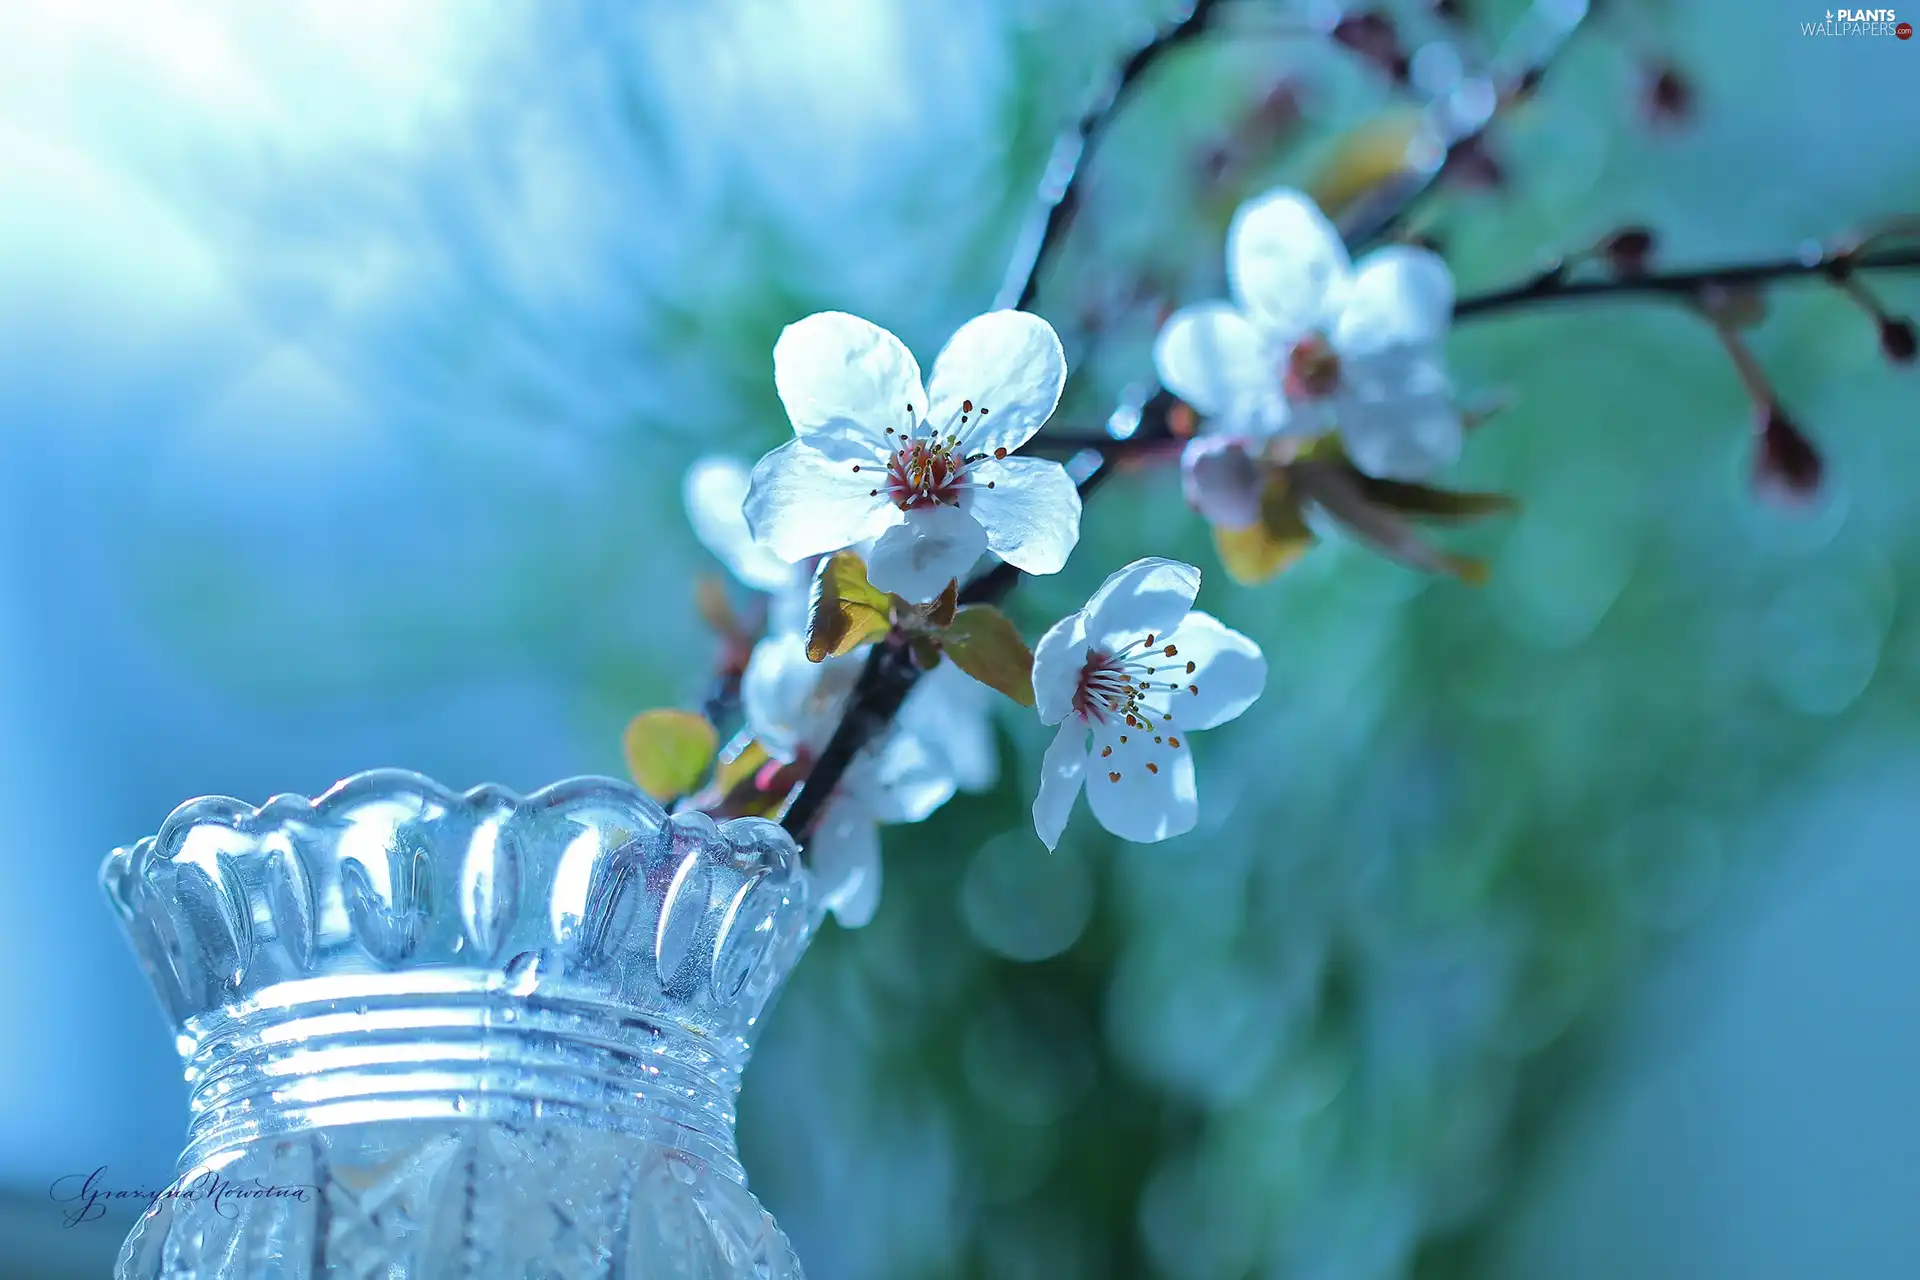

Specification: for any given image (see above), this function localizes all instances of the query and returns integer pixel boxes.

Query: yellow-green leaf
[713,738,770,797]
[1308,108,1425,219]
[1215,471,1314,585]
[806,552,893,662]
[943,604,1034,707]
[624,710,718,801]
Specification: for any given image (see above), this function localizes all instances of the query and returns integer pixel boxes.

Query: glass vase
[99,768,815,1278]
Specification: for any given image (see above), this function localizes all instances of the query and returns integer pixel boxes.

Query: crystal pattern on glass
[99,769,815,1278]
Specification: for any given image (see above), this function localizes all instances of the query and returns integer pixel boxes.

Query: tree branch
[1453,243,1920,321]
[994,0,1226,313]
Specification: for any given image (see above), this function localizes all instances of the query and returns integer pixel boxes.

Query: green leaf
[624,710,718,801]
[943,604,1035,707]
[1293,461,1491,584]
[1351,475,1521,523]
[806,552,893,662]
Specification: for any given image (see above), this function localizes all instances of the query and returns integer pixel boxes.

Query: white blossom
[1030,558,1266,851]
[1153,187,1462,482]
[682,455,813,633]
[741,632,996,925]
[744,310,1082,603]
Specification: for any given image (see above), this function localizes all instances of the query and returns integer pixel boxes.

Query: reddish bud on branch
[1881,316,1918,365]
[1753,406,1824,503]
[1600,227,1657,277]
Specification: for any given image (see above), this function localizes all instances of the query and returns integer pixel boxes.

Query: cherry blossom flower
[1153,187,1462,482]
[744,310,1082,603]
[1030,558,1266,851]
[741,632,995,925]
[683,454,812,633]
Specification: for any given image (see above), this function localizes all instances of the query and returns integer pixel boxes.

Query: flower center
[886,436,969,510]
[1072,634,1201,732]
[853,401,1007,511]
[1283,333,1341,400]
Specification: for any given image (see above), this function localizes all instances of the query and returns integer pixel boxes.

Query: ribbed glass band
[178,971,746,1182]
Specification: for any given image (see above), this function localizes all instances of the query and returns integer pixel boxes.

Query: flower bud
[1752,406,1823,502]
[1331,11,1409,83]
[1181,436,1265,530]
[1880,316,1917,365]
[1641,61,1694,127]
[1599,226,1656,277]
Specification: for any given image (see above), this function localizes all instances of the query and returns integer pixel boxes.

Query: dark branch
[1453,243,1920,321]
[994,0,1226,313]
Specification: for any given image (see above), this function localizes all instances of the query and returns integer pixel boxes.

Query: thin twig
[1453,244,1920,320]
[994,0,1227,313]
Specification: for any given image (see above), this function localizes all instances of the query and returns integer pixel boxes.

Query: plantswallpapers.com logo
[1802,7,1913,35]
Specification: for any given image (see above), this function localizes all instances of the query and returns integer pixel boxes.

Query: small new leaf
[1215,469,1314,585]
[943,604,1035,707]
[1308,108,1425,219]
[624,710,718,802]
[806,552,893,662]
[1351,476,1520,523]
[1293,460,1491,584]
[918,579,959,630]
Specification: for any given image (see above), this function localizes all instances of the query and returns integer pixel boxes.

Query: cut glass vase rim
[100,767,818,1174]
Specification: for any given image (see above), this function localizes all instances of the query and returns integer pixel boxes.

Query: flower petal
[927,310,1067,455]
[774,311,926,442]
[683,456,798,592]
[1181,436,1265,530]
[1337,355,1461,481]
[1228,188,1352,340]
[1031,610,1090,727]
[1334,246,1455,358]
[741,633,862,760]
[1160,610,1266,732]
[904,663,1000,792]
[863,502,987,602]
[1084,727,1197,844]
[1033,720,1089,852]
[744,436,901,562]
[1152,302,1279,426]
[971,455,1081,577]
[1082,557,1202,653]
[809,797,882,928]
[863,733,958,824]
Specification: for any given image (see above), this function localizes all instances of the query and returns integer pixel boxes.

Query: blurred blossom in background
[4,0,1920,1275]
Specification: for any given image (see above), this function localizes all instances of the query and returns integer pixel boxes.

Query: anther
[994,447,1007,459]
[1100,746,1112,758]
[1108,772,1121,783]
[1186,661,1196,674]
[1119,735,1128,744]
[1164,644,1177,657]
[1168,737,1180,747]
[962,399,972,413]
[1147,762,1159,774]
[1188,685,1198,695]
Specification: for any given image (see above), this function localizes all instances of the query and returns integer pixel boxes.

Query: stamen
[1186,661,1196,674]
[1188,685,1198,695]
[1147,762,1159,774]
[1168,737,1180,747]
[1164,644,1178,657]
[1108,771,1121,783]
[1100,746,1112,758]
